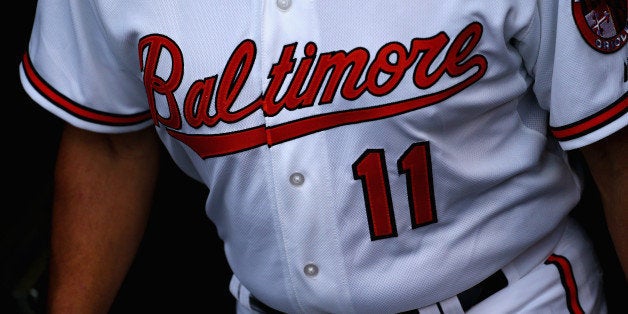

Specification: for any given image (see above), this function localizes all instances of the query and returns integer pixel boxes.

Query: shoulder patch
[572,0,627,53]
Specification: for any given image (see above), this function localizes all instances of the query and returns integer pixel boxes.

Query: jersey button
[289,173,305,186]
[276,0,292,11]
[303,263,319,277]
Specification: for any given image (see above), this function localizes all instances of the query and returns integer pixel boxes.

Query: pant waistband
[249,270,507,313]
[452,269,508,312]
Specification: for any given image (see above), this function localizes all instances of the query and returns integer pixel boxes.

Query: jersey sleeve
[518,0,627,151]
[18,0,153,133]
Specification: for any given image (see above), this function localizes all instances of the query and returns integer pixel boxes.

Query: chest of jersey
[129,1,534,158]
[113,2,579,312]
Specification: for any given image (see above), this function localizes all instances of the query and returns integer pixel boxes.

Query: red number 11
[352,142,437,241]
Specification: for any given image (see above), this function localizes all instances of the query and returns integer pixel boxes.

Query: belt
[249,270,507,313]
[453,269,508,311]
[249,295,285,314]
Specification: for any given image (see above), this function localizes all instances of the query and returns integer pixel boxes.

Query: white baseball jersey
[20,0,627,313]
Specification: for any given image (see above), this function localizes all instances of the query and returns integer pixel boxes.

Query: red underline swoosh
[167,67,485,158]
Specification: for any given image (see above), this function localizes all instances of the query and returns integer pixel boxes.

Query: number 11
[352,142,437,241]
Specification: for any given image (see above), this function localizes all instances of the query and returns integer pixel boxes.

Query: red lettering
[261,43,297,116]
[411,33,449,89]
[282,42,318,111]
[216,40,260,123]
[314,48,370,103]
[444,22,485,76]
[139,22,487,158]
[366,42,420,96]
[184,77,219,128]
[138,34,183,129]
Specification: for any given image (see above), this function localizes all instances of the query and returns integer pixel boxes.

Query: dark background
[5,1,234,313]
[4,1,626,313]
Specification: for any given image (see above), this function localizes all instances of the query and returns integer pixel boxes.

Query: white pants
[466,217,606,314]
[233,217,607,313]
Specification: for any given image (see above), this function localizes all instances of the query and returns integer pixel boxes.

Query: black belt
[249,270,507,313]
[454,269,508,311]
[249,295,285,314]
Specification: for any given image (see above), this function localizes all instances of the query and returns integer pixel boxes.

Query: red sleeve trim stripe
[550,93,627,141]
[21,52,152,126]
[544,254,584,314]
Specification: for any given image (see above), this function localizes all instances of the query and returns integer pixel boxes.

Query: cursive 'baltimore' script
[139,22,487,158]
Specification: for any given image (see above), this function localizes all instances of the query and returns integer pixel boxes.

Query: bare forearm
[580,127,627,281]
[47,125,161,314]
